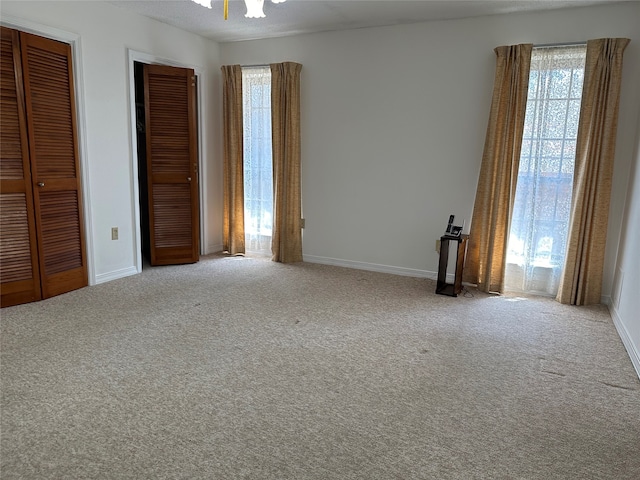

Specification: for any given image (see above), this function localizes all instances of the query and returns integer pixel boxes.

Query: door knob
[37,182,45,187]
[187,177,192,182]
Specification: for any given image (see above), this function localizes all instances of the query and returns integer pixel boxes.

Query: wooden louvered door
[20,32,87,299]
[1,28,86,307]
[144,64,199,266]
[0,27,42,307]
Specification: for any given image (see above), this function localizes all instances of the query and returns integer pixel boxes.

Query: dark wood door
[20,31,87,299]
[143,64,199,265]
[0,27,42,307]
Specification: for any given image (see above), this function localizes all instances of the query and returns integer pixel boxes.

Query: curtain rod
[534,41,586,48]
[241,64,270,68]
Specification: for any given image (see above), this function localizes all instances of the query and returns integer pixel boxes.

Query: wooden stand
[436,234,468,297]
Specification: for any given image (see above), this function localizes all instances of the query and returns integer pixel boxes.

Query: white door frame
[126,49,206,273]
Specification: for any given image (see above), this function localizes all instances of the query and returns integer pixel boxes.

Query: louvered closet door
[0,27,41,307]
[21,32,87,299]
[144,64,199,265]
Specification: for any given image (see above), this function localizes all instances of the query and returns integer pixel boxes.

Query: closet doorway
[133,60,200,267]
[0,26,87,308]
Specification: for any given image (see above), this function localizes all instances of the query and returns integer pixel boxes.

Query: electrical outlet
[111,227,118,240]
[435,239,441,253]
[301,218,306,228]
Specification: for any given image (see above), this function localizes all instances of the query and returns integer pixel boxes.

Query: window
[505,45,586,295]
[242,66,272,254]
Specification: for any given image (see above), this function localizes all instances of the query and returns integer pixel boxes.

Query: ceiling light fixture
[190,0,286,20]
[244,0,287,19]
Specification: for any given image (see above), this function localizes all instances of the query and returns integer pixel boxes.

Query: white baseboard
[95,266,139,285]
[609,305,640,380]
[303,254,447,281]
[205,244,224,256]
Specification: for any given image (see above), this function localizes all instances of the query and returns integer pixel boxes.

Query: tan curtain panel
[556,38,630,305]
[221,65,245,255]
[463,44,533,293]
[270,62,303,263]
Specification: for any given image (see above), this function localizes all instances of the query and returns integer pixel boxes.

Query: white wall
[1,1,223,283]
[611,110,640,378]
[221,2,640,291]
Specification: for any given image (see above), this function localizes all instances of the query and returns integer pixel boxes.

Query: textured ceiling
[110,0,619,43]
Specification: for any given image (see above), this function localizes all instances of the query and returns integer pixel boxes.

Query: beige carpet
[1,254,639,479]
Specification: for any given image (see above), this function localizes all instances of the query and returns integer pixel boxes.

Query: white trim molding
[207,243,224,255]
[303,254,442,281]
[95,267,139,285]
[609,305,640,380]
